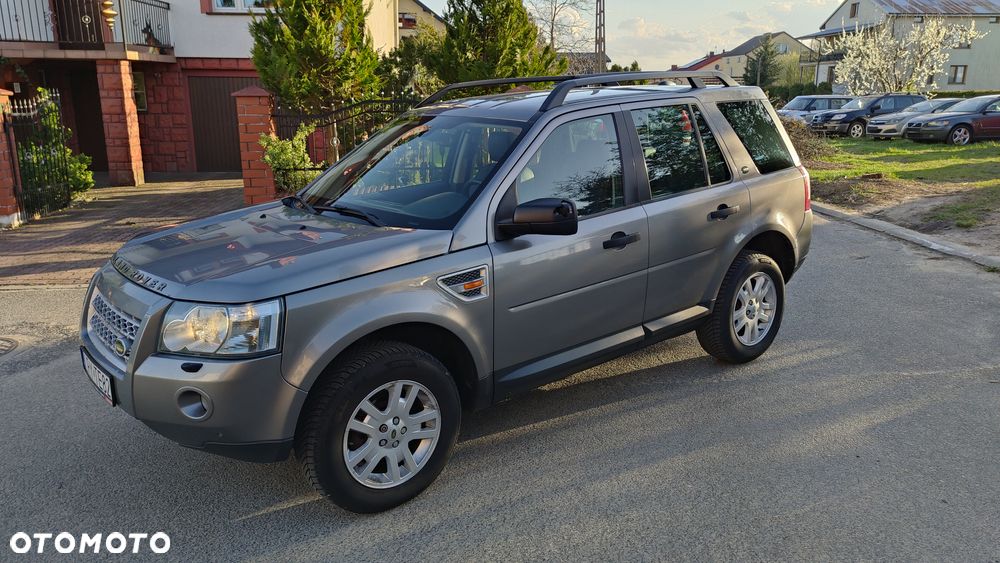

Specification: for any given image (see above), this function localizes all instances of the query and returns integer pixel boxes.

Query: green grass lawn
[810,138,1000,228]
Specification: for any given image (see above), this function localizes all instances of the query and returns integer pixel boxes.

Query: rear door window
[717,100,795,175]
[831,99,849,110]
[812,99,830,111]
[629,104,733,198]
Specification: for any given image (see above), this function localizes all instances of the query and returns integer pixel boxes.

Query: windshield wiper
[315,205,385,227]
[281,194,318,215]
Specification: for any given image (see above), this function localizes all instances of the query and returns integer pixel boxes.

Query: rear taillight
[798,165,811,211]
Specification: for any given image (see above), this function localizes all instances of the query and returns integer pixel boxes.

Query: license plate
[81,348,115,406]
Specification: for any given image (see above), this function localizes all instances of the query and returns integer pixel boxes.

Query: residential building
[677,32,814,84]
[802,0,1000,92]
[0,0,420,185]
[398,0,447,38]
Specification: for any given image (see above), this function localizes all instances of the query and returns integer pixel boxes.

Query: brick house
[0,0,414,189]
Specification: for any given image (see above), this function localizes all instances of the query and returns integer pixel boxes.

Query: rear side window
[831,98,849,110]
[693,107,732,185]
[717,100,795,175]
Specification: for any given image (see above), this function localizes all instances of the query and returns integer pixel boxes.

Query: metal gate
[4,91,74,220]
[188,76,262,172]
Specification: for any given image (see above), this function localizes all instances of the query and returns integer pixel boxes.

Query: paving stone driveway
[0,176,244,286]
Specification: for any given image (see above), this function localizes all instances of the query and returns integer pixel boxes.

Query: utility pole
[595,0,605,74]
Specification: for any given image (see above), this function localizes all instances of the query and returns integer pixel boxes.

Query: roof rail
[417,70,738,110]
[539,71,738,112]
[417,75,580,108]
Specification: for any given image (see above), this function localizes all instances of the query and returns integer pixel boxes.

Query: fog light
[175,387,212,421]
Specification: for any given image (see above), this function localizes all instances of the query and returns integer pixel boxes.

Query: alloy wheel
[951,127,971,146]
[342,380,441,489]
[849,123,865,138]
[732,272,777,346]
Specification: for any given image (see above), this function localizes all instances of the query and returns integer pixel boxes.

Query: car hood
[872,111,916,122]
[913,110,975,121]
[110,202,454,303]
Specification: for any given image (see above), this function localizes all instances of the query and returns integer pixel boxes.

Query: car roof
[794,94,852,99]
[417,84,764,122]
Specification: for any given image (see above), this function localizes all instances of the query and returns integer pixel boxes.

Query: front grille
[89,291,142,360]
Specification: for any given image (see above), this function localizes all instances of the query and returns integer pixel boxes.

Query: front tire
[697,251,785,364]
[848,120,866,139]
[947,125,973,146]
[295,340,461,513]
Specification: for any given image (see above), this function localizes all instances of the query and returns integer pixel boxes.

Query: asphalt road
[1,215,999,561]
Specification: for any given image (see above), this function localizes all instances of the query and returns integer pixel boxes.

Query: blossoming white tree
[833,17,987,95]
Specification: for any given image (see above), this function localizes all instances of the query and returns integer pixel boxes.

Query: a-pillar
[97,60,144,186]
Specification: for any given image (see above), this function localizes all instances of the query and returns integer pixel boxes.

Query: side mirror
[870,105,881,114]
[498,198,578,237]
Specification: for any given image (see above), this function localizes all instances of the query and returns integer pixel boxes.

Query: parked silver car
[867,98,962,139]
[777,94,853,123]
[80,71,812,513]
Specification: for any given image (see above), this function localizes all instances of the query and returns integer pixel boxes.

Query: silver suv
[80,71,812,513]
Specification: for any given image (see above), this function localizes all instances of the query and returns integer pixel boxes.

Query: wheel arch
[740,229,797,283]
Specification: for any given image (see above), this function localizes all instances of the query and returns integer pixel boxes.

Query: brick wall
[136,62,192,173]
[0,88,22,227]
[96,60,144,186]
[232,86,276,205]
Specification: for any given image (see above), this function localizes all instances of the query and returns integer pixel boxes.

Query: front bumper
[810,122,849,134]
[904,127,949,141]
[867,123,904,137]
[80,264,307,463]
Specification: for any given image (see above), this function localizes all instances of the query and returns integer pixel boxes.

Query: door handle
[603,231,640,250]
[709,204,740,220]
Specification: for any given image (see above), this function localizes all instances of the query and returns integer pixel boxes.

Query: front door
[490,110,648,396]
[622,101,750,323]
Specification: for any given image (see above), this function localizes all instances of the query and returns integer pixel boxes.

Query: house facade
[803,0,1000,92]
[0,0,418,192]
[677,32,815,84]
[398,0,446,38]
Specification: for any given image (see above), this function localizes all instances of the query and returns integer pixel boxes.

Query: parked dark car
[867,98,961,139]
[904,95,1000,145]
[810,94,926,138]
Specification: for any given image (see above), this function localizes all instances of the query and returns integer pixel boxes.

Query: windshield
[947,97,994,113]
[783,97,812,110]
[840,97,875,111]
[902,101,934,113]
[301,113,524,230]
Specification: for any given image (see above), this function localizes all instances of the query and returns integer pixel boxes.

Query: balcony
[799,51,845,65]
[0,0,173,61]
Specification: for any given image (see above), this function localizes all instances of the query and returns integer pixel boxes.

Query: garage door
[188,76,262,172]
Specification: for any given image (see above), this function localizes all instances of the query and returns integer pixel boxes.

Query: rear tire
[295,340,461,513]
[697,251,785,364]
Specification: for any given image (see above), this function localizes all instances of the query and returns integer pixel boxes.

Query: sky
[417,0,845,69]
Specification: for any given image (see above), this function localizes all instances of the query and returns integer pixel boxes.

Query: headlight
[160,299,282,356]
[926,120,950,127]
[831,113,847,121]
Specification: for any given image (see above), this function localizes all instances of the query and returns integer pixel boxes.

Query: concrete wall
[822,0,885,29]
[367,0,400,55]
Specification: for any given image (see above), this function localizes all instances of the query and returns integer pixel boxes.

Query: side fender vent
[438,266,489,302]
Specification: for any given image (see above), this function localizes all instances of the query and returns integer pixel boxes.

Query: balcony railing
[0,0,172,52]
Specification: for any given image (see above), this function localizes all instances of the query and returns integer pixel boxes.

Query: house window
[849,2,859,18]
[776,43,788,54]
[914,16,924,23]
[399,12,418,29]
[214,0,269,12]
[957,41,971,49]
[948,65,967,84]
[990,16,999,24]
[132,72,147,112]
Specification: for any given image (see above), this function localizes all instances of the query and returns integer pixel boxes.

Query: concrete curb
[0,284,89,292]
[812,202,1000,270]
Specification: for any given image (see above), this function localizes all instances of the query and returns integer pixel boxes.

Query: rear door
[490,108,648,388]
[621,99,750,325]
[980,99,1000,138]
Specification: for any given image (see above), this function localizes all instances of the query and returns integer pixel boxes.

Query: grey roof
[725,31,800,56]
[870,0,1000,14]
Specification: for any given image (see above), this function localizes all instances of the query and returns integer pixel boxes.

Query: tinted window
[830,99,850,109]
[693,106,732,185]
[717,100,795,175]
[631,106,707,197]
[515,115,623,217]
[878,97,895,111]
[812,99,831,111]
